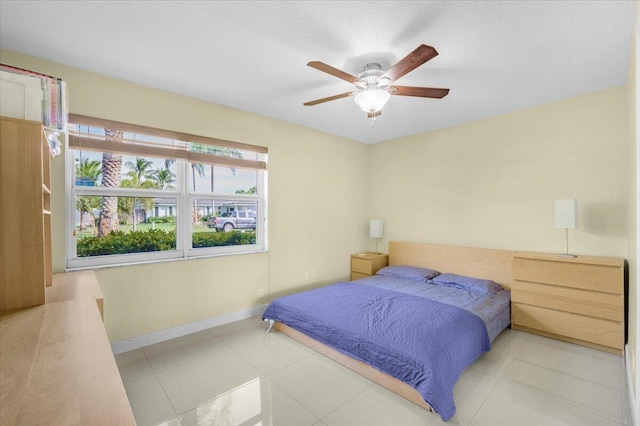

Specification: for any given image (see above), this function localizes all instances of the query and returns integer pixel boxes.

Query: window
[65,115,267,269]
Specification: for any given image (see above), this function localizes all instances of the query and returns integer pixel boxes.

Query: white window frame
[64,116,267,270]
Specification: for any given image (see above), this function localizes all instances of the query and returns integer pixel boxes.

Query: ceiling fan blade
[381,45,439,82]
[307,61,362,84]
[303,92,354,106]
[390,86,449,98]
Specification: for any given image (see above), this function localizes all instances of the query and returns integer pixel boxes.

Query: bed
[263,241,514,421]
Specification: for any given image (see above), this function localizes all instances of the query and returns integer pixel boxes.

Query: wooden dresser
[350,252,389,280]
[511,251,625,355]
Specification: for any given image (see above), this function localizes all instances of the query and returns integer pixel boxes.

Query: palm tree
[190,143,242,192]
[235,186,257,195]
[191,162,205,223]
[76,157,102,181]
[119,157,157,231]
[191,162,205,191]
[190,144,243,223]
[97,129,123,236]
[152,167,176,190]
[75,158,102,230]
[125,157,154,183]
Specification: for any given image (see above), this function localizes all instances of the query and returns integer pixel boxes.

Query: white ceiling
[0,1,635,144]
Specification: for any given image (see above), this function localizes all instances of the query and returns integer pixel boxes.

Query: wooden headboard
[389,241,515,289]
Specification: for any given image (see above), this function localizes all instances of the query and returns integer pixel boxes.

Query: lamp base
[558,253,578,258]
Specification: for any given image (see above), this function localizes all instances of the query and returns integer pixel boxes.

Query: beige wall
[370,87,629,258]
[629,0,639,400]
[0,49,371,342]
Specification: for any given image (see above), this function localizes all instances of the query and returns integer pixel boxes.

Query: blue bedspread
[263,282,491,421]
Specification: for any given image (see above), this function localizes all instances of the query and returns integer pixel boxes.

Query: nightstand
[350,252,389,280]
[511,251,625,355]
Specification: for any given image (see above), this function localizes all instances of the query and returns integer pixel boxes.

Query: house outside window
[65,115,268,269]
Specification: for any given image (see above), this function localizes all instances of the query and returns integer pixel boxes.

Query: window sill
[65,248,268,272]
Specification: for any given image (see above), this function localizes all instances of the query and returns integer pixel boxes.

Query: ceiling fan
[304,44,449,118]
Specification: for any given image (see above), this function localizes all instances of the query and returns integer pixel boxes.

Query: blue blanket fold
[263,282,490,421]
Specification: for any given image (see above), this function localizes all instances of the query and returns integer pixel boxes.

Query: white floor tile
[143,330,229,372]
[179,377,318,426]
[268,354,371,418]
[526,333,621,363]
[116,319,631,426]
[323,384,468,426]
[232,330,315,375]
[122,374,178,426]
[453,367,499,422]
[471,380,621,426]
[211,316,269,347]
[517,336,622,389]
[156,348,261,415]
[155,417,183,426]
[115,348,155,384]
[502,359,622,422]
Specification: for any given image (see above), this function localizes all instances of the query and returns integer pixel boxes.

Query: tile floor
[115,316,632,426]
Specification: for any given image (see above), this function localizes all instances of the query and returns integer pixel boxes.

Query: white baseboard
[626,344,638,426]
[111,304,268,354]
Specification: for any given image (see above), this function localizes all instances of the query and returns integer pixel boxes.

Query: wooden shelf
[1,117,49,311]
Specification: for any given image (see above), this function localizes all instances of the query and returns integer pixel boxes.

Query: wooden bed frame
[275,241,515,413]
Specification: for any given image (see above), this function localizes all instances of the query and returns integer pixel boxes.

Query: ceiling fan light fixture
[377,76,392,89]
[354,89,391,113]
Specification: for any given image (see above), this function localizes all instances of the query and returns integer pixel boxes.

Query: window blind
[68,114,267,170]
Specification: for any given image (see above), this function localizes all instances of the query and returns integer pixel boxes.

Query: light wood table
[0,272,135,425]
[46,270,105,320]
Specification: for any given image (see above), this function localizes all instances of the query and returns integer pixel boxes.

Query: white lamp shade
[555,199,578,229]
[369,219,384,238]
[355,90,391,113]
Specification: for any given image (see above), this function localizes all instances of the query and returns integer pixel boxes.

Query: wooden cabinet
[0,116,52,312]
[511,251,625,355]
[351,252,389,280]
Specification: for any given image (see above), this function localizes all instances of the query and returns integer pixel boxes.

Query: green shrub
[147,215,176,224]
[200,214,214,223]
[77,229,176,257]
[192,230,256,248]
[76,229,255,256]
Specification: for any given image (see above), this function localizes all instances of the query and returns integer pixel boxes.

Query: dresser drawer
[350,254,388,276]
[512,303,623,350]
[512,257,623,294]
[350,272,370,281]
[511,281,624,322]
[351,257,373,275]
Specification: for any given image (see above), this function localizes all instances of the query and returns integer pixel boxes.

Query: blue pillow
[430,273,503,297]
[376,265,441,281]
